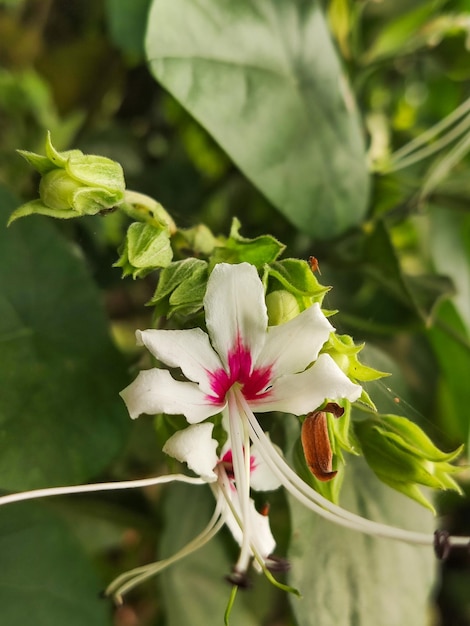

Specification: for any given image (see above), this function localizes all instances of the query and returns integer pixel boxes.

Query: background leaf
[146,0,369,240]
[287,453,435,626]
[428,205,470,334]
[105,0,152,61]
[0,501,111,626]
[0,186,130,490]
[428,300,470,447]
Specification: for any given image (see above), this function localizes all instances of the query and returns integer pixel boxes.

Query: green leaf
[114,222,173,279]
[210,218,285,268]
[146,0,369,239]
[428,300,470,445]
[428,205,470,335]
[0,186,130,490]
[361,221,454,326]
[267,258,330,304]
[106,0,153,60]
[362,2,444,63]
[287,455,435,626]
[0,501,111,625]
[159,482,278,626]
[148,258,208,317]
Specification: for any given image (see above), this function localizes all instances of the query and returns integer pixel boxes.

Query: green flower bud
[8,132,125,224]
[354,415,463,512]
[266,290,300,325]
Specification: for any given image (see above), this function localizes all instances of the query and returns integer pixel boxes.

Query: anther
[225,569,252,589]
[434,530,451,560]
[265,555,291,573]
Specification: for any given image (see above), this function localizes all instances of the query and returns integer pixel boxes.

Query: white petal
[252,353,362,415]
[163,423,218,482]
[248,503,276,559]
[204,263,268,368]
[120,369,224,423]
[256,303,333,378]
[250,438,282,492]
[137,328,222,393]
[224,494,276,559]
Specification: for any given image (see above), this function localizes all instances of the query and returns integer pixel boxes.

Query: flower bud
[9,132,125,224]
[266,290,300,325]
[354,415,463,512]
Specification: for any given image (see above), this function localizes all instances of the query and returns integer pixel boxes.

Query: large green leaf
[0,186,130,490]
[428,205,470,335]
[146,0,369,239]
[106,0,152,60]
[0,501,111,626]
[288,454,435,626]
[428,300,470,446]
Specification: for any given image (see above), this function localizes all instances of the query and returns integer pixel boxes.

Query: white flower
[0,262,459,609]
[120,262,362,576]
[163,422,280,579]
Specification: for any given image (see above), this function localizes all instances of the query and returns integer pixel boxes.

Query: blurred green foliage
[1,0,470,625]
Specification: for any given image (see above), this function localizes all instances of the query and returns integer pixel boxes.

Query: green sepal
[328,402,359,456]
[355,421,446,489]
[17,150,57,175]
[375,415,464,463]
[148,258,209,318]
[210,217,285,268]
[8,199,78,225]
[322,333,390,383]
[358,387,377,411]
[45,130,83,167]
[114,222,173,279]
[354,417,463,509]
[374,474,437,514]
[266,258,330,309]
[172,224,219,258]
[66,155,125,194]
[72,186,124,215]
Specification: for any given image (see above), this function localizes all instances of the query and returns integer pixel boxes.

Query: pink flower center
[206,334,272,404]
[220,448,256,482]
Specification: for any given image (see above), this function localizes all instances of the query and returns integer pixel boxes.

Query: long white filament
[0,474,205,507]
[240,395,437,545]
[227,390,252,574]
[105,489,227,601]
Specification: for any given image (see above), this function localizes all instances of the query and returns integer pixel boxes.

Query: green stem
[224,586,238,626]
[121,190,176,233]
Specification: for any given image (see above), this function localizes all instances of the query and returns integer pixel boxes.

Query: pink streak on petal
[220,448,257,481]
[205,333,274,403]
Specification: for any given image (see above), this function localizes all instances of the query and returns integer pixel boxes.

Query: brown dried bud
[301,403,344,481]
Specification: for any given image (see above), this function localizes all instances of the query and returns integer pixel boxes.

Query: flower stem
[224,585,238,626]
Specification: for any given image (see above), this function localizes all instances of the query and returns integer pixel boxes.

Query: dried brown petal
[301,403,344,481]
